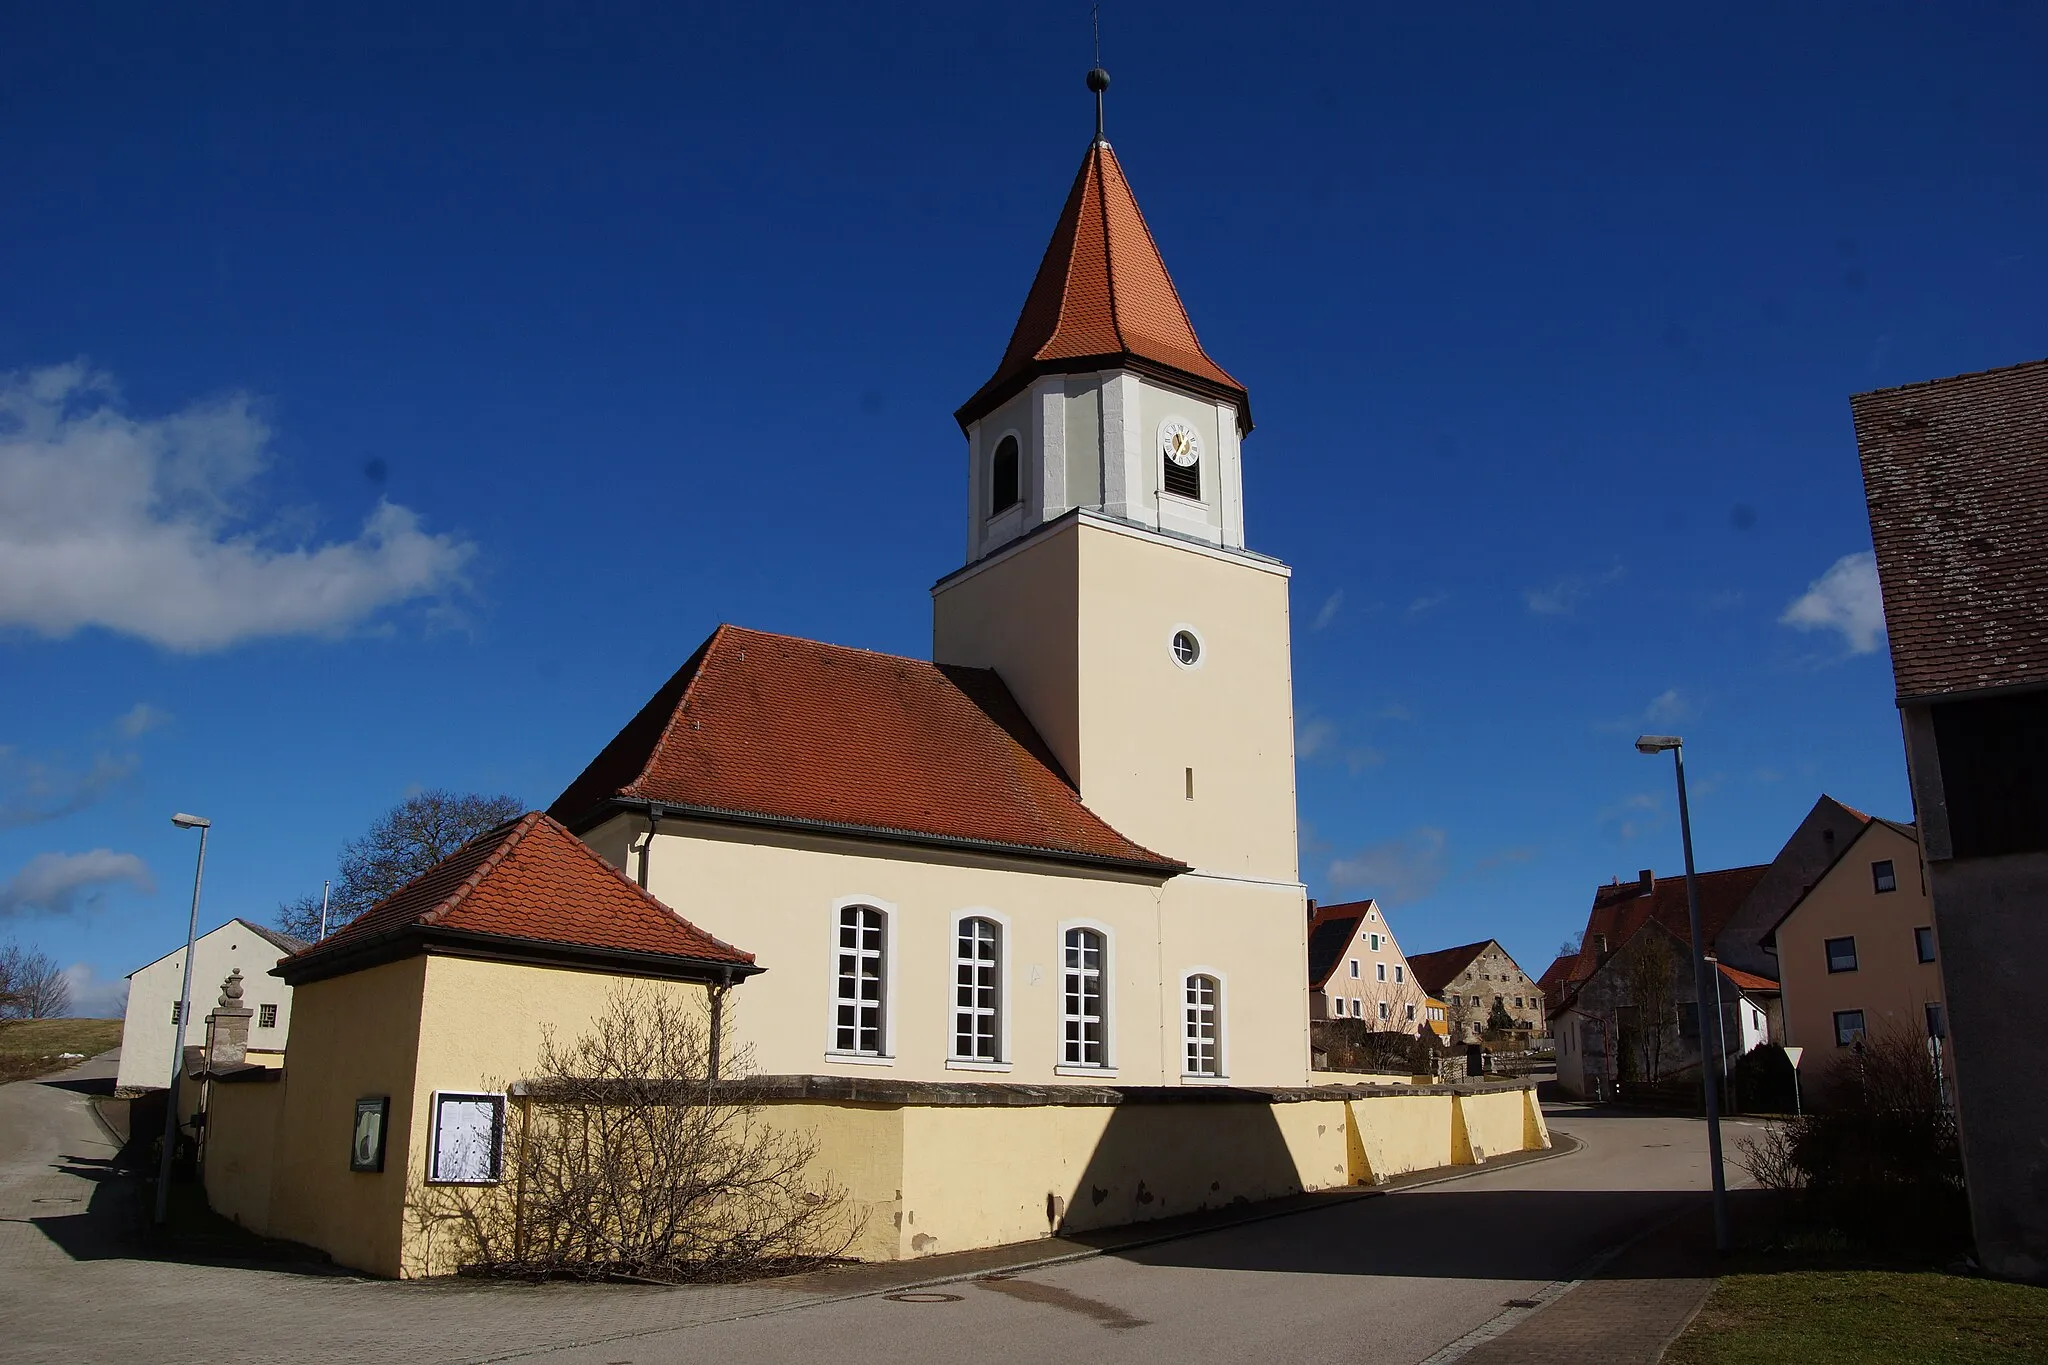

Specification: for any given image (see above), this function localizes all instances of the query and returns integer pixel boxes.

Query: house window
[1825,936,1858,973]
[1872,860,1897,894]
[1833,1010,1866,1047]
[1349,960,1360,978]
[1351,998,1363,1018]
[1925,1002,1947,1040]
[990,434,1020,515]
[1406,1003,1416,1021]
[1915,927,1937,964]
[170,1001,183,1025]
[953,917,1001,1062]
[1062,928,1107,1067]
[1171,629,1202,667]
[1394,965,1404,984]
[258,1003,278,1029]
[1370,933,1381,950]
[428,1092,505,1184]
[1678,1003,1701,1040]
[834,905,887,1056]
[1376,962,1387,982]
[1378,1001,1390,1021]
[1184,974,1222,1077]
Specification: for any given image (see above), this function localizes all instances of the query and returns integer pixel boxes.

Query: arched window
[1184,973,1222,1077]
[953,916,1002,1061]
[834,905,886,1056]
[990,434,1021,516]
[1062,928,1108,1067]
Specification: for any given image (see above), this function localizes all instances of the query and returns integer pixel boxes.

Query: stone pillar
[205,968,253,1069]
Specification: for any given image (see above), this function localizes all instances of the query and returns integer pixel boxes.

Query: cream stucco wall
[1318,903,1429,1027]
[119,920,298,1093]
[599,814,1308,1089]
[1776,822,1944,1062]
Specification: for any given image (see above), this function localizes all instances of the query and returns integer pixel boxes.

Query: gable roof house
[1306,899,1428,1032]
[1407,940,1545,1043]
[117,918,308,1095]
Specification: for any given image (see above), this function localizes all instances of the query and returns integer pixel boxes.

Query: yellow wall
[1778,822,1943,1061]
[203,1078,285,1232]
[262,957,428,1278]
[600,813,1309,1089]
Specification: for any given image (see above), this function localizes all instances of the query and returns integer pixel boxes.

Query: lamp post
[1704,952,1731,1094]
[1636,735,1731,1254]
[156,812,211,1226]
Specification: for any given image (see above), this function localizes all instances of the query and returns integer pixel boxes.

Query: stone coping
[503,1074,1537,1108]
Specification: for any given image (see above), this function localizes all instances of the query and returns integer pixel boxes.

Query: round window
[1171,629,1201,667]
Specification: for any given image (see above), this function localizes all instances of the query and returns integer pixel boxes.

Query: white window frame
[948,908,1011,1071]
[1181,967,1229,1082]
[825,896,898,1065]
[1056,919,1117,1075]
[1376,962,1387,982]
[1394,964,1404,983]
[426,1090,505,1185]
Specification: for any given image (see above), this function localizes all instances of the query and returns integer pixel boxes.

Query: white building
[116,918,305,1093]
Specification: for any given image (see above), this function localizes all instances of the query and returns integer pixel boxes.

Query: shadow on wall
[1050,1095,1317,1237]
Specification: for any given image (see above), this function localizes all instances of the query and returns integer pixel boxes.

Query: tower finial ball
[1086,67,1110,94]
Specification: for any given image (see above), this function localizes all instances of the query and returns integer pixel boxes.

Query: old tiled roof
[1536,952,1577,1007]
[1853,356,2048,701]
[240,919,310,956]
[1307,902,1371,989]
[278,812,755,984]
[548,625,1180,875]
[1557,865,1772,995]
[1405,941,1495,998]
[1718,963,1780,993]
[956,138,1249,432]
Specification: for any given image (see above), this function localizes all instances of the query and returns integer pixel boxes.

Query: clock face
[1160,420,1202,468]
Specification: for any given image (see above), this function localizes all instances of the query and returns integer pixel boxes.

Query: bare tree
[1619,933,1677,1081]
[411,988,858,1281]
[0,944,70,1019]
[278,790,524,942]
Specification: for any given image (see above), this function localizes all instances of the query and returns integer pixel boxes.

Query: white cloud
[0,362,474,651]
[1645,688,1687,723]
[117,702,171,737]
[1526,563,1626,617]
[1311,590,1344,631]
[0,749,137,829]
[0,849,154,917]
[1296,717,1337,759]
[57,962,129,1019]
[1780,552,1886,654]
[1329,827,1448,904]
[1407,591,1449,616]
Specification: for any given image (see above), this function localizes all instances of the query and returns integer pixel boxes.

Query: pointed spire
[956,123,1250,433]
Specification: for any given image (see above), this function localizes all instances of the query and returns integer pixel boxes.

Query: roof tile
[1854,356,2048,700]
[549,625,1178,873]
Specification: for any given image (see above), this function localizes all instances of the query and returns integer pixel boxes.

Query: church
[548,103,1309,1091]
[195,80,1548,1277]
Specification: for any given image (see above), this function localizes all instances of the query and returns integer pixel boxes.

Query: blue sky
[4,4,2044,1013]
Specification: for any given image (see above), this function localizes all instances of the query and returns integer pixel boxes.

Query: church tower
[933,73,1300,886]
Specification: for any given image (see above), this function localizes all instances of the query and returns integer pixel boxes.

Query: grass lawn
[1666,1268,2048,1365]
[0,1017,123,1084]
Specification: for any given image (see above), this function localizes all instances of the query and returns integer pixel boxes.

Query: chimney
[204,968,253,1070]
[1637,869,1654,895]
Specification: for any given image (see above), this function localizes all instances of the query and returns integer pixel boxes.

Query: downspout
[637,804,664,890]
[708,965,732,1081]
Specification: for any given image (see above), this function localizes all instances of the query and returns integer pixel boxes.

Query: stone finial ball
[1086,67,1111,93]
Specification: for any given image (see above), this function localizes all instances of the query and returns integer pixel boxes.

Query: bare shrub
[1313,1018,1441,1075]
[0,944,70,1019]
[411,988,859,1281]
[1739,1025,1965,1255]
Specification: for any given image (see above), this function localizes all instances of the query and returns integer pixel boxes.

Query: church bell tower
[932,70,1300,886]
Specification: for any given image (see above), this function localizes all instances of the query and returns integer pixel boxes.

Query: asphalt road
[0,1051,1754,1365]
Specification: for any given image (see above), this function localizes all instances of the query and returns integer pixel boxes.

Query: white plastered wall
[117,920,298,1092]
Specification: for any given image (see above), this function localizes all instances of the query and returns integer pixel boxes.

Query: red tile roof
[1405,941,1495,998]
[548,625,1180,874]
[1556,865,1772,996]
[1718,963,1780,993]
[1536,952,1578,1007]
[1854,356,2048,700]
[279,812,755,984]
[956,139,1249,432]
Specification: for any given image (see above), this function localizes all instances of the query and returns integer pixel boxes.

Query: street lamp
[1635,735,1732,1254]
[156,812,211,1227]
